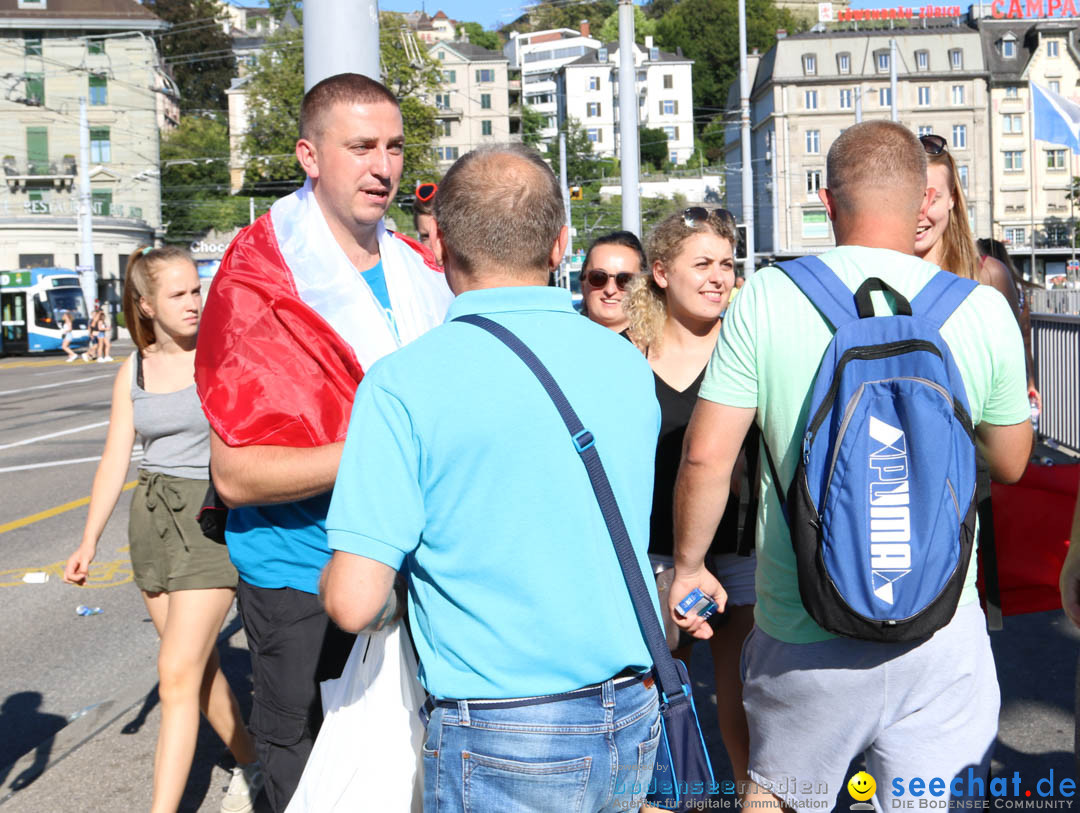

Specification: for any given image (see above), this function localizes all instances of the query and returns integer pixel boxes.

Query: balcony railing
[3,155,77,189]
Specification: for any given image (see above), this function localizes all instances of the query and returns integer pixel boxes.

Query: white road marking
[0,420,111,451]
[0,450,143,474]
[0,373,112,397]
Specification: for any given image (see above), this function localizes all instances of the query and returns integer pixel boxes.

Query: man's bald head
[435,144,565,279]
[825,121,927,219]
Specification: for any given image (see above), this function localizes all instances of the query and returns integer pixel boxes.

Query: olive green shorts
[129,470,238,593]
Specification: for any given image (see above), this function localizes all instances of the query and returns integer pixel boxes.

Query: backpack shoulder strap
[910,270,978,329]
[776,256,859,331]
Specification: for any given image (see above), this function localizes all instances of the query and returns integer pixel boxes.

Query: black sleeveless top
[649,367,740,558]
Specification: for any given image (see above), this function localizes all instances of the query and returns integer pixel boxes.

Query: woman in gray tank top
[63,246,262,813]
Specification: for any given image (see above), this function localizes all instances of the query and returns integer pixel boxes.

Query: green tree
[520,104,547,149]
[160,115,256,239]
[639,125,668,171]
[596,7,657,44]
[147,0,237,112]
[655,0,801,114]
[699,114,728,162]
[241,25,305,193]
[500,0,617,37]
[456,21,502,51]
[546,117,603,187]
[242,14,440,200]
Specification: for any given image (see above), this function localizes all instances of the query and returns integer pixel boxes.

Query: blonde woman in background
[625,207,754,786]
[64,246,262,813]
[916,134,1038,405]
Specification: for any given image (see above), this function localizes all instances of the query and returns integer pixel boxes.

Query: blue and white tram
[0,268,90,354]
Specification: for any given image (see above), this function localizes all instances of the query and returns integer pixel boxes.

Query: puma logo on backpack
[764,256,979,642]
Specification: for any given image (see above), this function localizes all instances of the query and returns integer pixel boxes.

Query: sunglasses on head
[919,134,948,155]
[682,206,738,230]
[582,269,635,290]
[415,182,438,202]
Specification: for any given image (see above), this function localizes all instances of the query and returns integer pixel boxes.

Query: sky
[377,0,976,32]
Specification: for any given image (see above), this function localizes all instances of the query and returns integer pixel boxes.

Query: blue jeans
[422,678,661,813]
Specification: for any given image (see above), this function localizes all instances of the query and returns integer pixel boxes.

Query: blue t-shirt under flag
[361,260,398,340]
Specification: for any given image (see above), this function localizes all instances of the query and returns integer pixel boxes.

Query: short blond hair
[826,121,927,218]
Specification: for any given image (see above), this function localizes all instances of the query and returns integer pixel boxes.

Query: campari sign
[990,0,1080,16]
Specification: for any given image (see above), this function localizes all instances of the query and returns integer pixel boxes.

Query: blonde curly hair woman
[625,207,755,787]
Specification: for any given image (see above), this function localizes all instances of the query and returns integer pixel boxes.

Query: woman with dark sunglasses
[579,231,647,333]
[624,208,755,790]
[915,134,1038,408]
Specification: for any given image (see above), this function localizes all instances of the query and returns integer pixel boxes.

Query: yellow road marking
[0,557,133,589]
[0,480,137,535]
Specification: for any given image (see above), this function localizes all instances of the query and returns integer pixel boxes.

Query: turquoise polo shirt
[327,286,662,700]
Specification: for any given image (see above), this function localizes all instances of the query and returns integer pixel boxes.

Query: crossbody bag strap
[453,313,688,703]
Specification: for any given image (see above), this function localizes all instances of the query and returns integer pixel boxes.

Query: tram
[0,268,90,354]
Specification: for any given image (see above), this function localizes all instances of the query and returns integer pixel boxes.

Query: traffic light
[570,186,583,201]
[735,224,747,261]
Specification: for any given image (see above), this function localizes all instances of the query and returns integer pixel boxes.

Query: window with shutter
[26,127,47,172]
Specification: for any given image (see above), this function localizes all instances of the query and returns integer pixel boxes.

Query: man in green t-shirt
[671,121,1033,809]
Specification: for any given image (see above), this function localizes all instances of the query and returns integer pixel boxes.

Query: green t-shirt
[700,245,1031,644]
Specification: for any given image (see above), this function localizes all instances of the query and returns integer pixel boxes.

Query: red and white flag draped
[195,180,452,448]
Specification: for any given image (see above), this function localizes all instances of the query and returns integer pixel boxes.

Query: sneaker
[221,762,264,813]
[96,356,106,363]
[103,356,113,362]
[65,356,76,362]
[80,353,89,361]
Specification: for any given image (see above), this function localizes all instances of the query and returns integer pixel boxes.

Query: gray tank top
[130,351,210,480]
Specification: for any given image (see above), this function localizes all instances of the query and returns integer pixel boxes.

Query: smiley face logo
[848,771,876,802]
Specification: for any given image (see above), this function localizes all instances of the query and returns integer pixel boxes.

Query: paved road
[0,347,1075,811]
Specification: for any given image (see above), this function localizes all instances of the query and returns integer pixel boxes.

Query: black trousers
[236,579,356,812]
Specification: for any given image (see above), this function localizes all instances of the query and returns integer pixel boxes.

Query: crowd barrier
[1032,312,1080,455]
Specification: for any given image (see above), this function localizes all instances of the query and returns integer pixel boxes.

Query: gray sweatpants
[740,601,999,809]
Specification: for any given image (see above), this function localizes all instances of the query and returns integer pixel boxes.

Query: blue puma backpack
[764,256,979,642]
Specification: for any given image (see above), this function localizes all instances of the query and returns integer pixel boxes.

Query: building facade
[0,0,167,305]
[562,36,695,165]
[725,10,1080,279]
[430,41,517,168]
[726,24,991,259]
[980,17,1080,279]
[505,25,601,143]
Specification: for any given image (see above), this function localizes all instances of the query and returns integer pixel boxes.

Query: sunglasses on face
[682,206,738,231]
[416,182,438,202]
[582,269,635,290]
[919,134,947,155]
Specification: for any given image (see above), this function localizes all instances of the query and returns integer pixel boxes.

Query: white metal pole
[77,97,95,310]
[1029,82,1037,281]
[304,0,380,91]
[249,196,255,225]
[738,0,755,276]
[617,0,641,237]
[855,86,862,123]
[889,38,898,122]
[559,131,572,289]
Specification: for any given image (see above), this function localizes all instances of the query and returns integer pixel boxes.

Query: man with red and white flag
[194,73,452,812]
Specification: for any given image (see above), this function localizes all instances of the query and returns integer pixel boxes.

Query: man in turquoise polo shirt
[671,122,1033,809]
[321,144,663,813]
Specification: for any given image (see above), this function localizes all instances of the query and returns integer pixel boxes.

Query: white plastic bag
[285,620,425,813]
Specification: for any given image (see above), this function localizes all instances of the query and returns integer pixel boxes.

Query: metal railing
[1032,312,1080,454]
[1030,289,1080,315]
